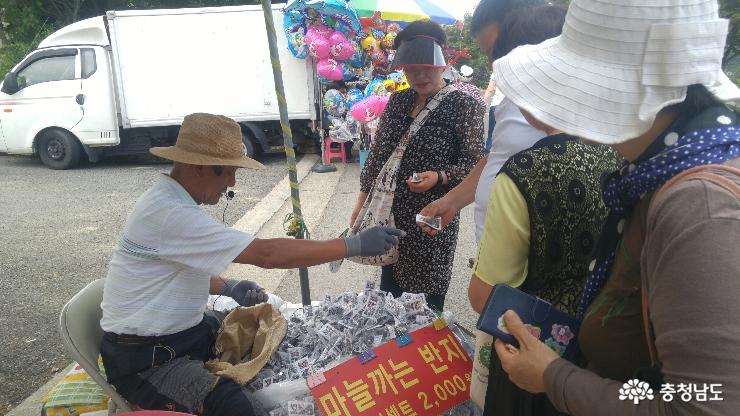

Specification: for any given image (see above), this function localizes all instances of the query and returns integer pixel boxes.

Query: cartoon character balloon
[317,58,343,80]
[323,89,347,117]
[370,11,386,32]
[386,22,401,34]
[361,34,377,51]
[369,47,387,67]
[382,32,396,49]
[287,32,308,59]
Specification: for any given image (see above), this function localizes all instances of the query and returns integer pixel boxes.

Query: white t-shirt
[101,174,254,336]
[474,98,544,242]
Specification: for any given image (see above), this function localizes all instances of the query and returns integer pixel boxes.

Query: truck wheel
[38,129,82,170]
[242,132,257,159]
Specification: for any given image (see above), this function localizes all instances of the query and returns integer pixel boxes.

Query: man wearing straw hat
[99,113,404,415]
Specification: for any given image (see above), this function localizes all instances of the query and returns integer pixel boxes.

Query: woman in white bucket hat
[488,0,740,414]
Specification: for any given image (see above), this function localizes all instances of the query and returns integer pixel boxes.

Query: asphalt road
[0,152,293,414]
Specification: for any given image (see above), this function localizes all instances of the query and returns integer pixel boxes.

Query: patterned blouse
[360,86,485,295]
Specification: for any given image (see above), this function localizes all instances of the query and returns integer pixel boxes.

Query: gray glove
[344,226,406,258]
[221,279,268,307]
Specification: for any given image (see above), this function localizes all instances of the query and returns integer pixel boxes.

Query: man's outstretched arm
[234,226,404,269]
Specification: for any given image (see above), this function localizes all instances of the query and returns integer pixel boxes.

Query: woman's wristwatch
[435,171,446,188]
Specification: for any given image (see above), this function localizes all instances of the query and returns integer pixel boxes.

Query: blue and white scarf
[577,109,740,318]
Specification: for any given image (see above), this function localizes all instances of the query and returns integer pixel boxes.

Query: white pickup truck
[0,4,319,169]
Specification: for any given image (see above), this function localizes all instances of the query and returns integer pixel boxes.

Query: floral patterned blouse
[360,86,485,295]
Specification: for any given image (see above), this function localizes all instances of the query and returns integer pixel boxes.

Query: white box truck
[0,4,319,169]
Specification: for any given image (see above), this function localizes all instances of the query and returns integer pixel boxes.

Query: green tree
[444,13,490,88]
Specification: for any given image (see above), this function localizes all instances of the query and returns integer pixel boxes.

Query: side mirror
[1,72,19,94]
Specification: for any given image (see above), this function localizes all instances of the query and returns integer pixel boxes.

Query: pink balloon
[331,40,355,60]
[374,96,390,116]
[329,31,347,45]
[351,98,372,122]
[317,58,343,81]
[305,27,321,45]
[351,96,390,122]
[309,37,331,60]
[313,24,334,38]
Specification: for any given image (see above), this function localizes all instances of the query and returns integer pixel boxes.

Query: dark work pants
[100,314,255,416]
[381,265,445,311]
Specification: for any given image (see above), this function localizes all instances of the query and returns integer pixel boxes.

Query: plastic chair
[323,136,347,164]
[59,279,133,413]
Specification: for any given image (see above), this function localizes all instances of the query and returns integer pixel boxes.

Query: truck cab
[0,17,119,169]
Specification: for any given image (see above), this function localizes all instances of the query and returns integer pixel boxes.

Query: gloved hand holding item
[221,279,268,307]
[344,226,406,257]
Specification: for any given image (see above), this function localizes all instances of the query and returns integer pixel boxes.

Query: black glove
[221,279,268,307]
[344,226,406,257]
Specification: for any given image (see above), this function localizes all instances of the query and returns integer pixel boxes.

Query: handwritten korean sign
[309,325,472,416]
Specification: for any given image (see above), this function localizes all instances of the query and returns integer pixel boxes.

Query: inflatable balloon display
[287,32,308,59]
[317,58,343,80]
[323,89,347,117]
[386,22,401,34]
[346,88,364,109]
[308,36,331,60]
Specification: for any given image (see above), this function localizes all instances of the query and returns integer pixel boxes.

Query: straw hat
[493,0,740,145]
[150,113,265,169]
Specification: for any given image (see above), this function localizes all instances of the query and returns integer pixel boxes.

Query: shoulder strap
[401,84,455,146]
[642,163,740,367]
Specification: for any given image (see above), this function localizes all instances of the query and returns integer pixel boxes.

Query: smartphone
[415,214,442,230]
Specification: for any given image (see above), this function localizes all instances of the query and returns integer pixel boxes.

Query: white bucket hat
[493,0,740,144]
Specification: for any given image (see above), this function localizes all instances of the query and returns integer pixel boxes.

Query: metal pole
[260,0,311,306]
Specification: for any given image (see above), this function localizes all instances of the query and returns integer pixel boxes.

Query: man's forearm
[446,157,487,211]
[235,238,346,269]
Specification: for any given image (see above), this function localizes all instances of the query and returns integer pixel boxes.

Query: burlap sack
[205,303,287,385]
[470,329,493,408]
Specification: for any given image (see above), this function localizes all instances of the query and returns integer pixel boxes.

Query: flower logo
[619,379,654,404]
[551,324,575,345]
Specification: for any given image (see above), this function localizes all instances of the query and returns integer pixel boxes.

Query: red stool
[323,137,347,164]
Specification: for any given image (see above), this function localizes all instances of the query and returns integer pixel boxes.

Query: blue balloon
[346,42,366,68]
[365,77,389,97]
[346,88,364,109]
[323,89,347,117]
[287,32,308,59]
[342,63,356,81]
[283,10,305,36]
[284,0,361,33]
